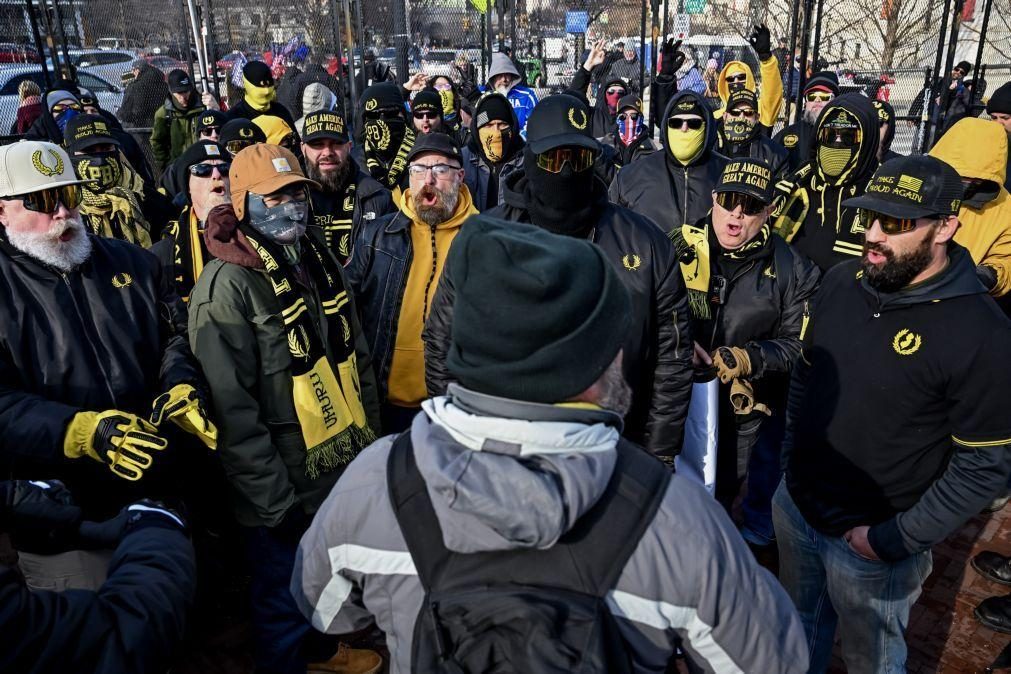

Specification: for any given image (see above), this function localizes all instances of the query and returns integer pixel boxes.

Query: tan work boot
[307,642,383,674]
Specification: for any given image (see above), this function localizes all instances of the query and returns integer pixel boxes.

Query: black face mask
[523,146,600,237]
[723,118,755,144]
[75,151,123,192]
[363,116,406,162]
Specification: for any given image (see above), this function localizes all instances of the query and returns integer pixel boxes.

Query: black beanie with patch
[475,93,514,128]
[446,215,631,403]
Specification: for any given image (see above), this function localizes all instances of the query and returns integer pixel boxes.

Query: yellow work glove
[711,346,753,384]
[63,411,169,481]
[150,384,218,450]
[729,379,772,416]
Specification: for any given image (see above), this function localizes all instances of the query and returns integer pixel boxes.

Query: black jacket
[424,171,695,456]
[117,64,170,128]
[0,524,195,674]
[462,92,525,211]
[718,123,790,182]
[309,161,397,265]
[597,131,657,185]
[773,119,815,172]
[609,90,728,234]
[570,69,625,138]
[0,235,203,517]
[226,98,297,131]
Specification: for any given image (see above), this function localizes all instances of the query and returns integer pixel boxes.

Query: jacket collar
[860,243,986,308]
[447,383,624,430]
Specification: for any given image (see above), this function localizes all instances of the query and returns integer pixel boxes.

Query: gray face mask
[246,191,308,246]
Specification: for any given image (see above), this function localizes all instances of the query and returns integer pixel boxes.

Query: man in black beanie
[988,81,1011,192]
[353,82,415,202]
[774,70,839,171]
[226,61,297,130]
[293,215,808,674]
[410,89,444,136]
[425,94,694,458]
[461,91,525,211]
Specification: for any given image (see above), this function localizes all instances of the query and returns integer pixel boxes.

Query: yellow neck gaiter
[818,146,855,178]
[478,126,509,162]
[243,76,276,112]
[668,126,706,165]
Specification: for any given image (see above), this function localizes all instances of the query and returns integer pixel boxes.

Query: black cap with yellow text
[715,157,774,204]
[842,155,964,219]
[301,111,350,143]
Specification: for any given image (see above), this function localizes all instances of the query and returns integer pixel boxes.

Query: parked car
[0,65,123,133]
[144,54,188,76]
[0,43,40,64]
[45,49,137,86]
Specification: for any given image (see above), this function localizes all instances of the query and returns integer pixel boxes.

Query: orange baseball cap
[229,143,319,220]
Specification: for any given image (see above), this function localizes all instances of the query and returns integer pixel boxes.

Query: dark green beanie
[446,215,631,403]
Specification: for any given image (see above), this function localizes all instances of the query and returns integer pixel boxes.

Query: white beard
[5,215,92,272]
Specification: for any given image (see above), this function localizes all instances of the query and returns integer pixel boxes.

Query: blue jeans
[741,413,786,546]
[772,481,933,674]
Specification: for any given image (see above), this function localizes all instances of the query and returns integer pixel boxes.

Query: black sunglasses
[11,184,83,213]
[189,162,230,177]
[716,191,766,216]
[667,117,705,131]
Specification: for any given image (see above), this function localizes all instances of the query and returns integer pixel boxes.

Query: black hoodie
[609,90,728,234]
[772,93,880,271]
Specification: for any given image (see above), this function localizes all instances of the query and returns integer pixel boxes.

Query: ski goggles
[534,147,596,173]
[805,91,834,103]
[716,191,766,216]
[225,139,256,155]
[725,107,757,118]
[858,210,938,235]
[817,126,861,147]
[667,116,705,131]
[9,184,83,213]
[189,162,230,177]
[51,102,83,115]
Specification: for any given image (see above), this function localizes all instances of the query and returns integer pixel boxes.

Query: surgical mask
[478,125,511,162]
[817,145,855,177]
[75,151,123,192]
[246,192,308,245]
[617,113,643,146]
[55,107,79,133]
[364,117,406,161]
[667,126,706,165]
[243,78,277,112]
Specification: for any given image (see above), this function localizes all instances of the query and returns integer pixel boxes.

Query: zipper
[61,272,118,405]
[708,259,757,347]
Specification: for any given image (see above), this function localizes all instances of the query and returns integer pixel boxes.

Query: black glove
[0,480,83,554]
[77,500,187,548]
[659,39,685,78]
[749,24,772,61]
[977,263,998,291]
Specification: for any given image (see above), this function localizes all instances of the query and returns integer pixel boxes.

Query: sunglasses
[413,111,439,120]
[716,191,766,216]
[199,127,220,136]
[617,112,640,121]
[11,184,83,213]
[806,91,834,103]
[189,162,230,177]
[606,87,626,96]
[408,163,461,178]
[667,117,705,131]
[726,74,748,83]
[534,147,596,173]
[52,103,82,114]
[726,108,756,118]
[225,139,255,155]
[858,210,939,235]
[818,126,861,147]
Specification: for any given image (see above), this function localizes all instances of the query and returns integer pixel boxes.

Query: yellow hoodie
[715,58,784,128]
[387,185,478,407]
[930,118,1011,297]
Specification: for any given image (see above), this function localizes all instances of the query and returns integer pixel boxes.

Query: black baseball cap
[406,132,462,165]
[727,89,758,110]
[301,111,350,143]
[220,118,267,146]
[526,94,600,154]
[616,93,643,114]
[715,158,774,204]
[843,155,964,219]
[64,113,119,153]
[167,69,194,94]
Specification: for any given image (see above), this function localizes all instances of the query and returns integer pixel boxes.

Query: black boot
[972,551,1011,586]
[975,593,1011,634]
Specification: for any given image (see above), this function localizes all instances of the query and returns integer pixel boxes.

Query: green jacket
[150,97,205,167]
[188,256,382,528]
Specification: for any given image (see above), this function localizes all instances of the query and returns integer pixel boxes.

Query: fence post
[971,0,993,101]
[25,0,51,88]
[203,0,221,98]
[929,0,964,149]
[793,0,814,115]
[810,0,824,70]
[784,0,801,122]
[50,0,72,71]
[924,0,952,151]
[639,0,647,98]
[393,0,409,85]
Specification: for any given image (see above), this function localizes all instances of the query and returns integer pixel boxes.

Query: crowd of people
[2,25,1011,674]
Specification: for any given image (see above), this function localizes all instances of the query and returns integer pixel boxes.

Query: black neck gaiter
[522,147,603,237]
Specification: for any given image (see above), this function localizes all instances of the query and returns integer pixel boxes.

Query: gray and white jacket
[291,385,809,673]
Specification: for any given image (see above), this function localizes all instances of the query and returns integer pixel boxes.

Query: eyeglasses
[818,126,861,147]
[725,74,748,84]
[806,91,834,103]
[667,117,705,131]
[617,112,640,122]
[413,111,439,120]
[858,210,939,235]
[716,191,766,216]
[10,184,83,213]
[534,147,596,173]
[726,108,757,118]
[225,139,255,155]
[189,162,230,177]
[606,87,626,96]
[408,163,461,178]
[434,82,453,91]
[51,102,82,115]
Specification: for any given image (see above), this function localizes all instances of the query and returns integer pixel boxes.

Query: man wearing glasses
[0,140,210,589]
[346,133,477,434]
[425,94,694,459]
[718,89,789,181]
[773,94,880,271]
[774,155,1011,673]
[774,71,839,172]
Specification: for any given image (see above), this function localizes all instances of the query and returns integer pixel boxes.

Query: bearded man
[300,110,394,266]
[345,133,477,433]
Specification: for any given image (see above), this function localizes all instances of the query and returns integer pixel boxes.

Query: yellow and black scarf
[80,154,153,247]
[366,126,415,191]
[312,182,357,266]
[164,206,209,301]
[241,225,376,479]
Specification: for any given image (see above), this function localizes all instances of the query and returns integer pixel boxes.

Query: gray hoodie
[292,386,809,673]
[295,82,336,136]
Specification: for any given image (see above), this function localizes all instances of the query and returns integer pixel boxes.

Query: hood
[468,92,524,162]
[596,77,628,114]
[660,89,720,168]
[813,93,879,186]
[414,386,622,553]
[716,60,757,105]
[929,117,1008,186]
[862,243,986,307]
[487,53,520,88]
[301,82,335,117]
